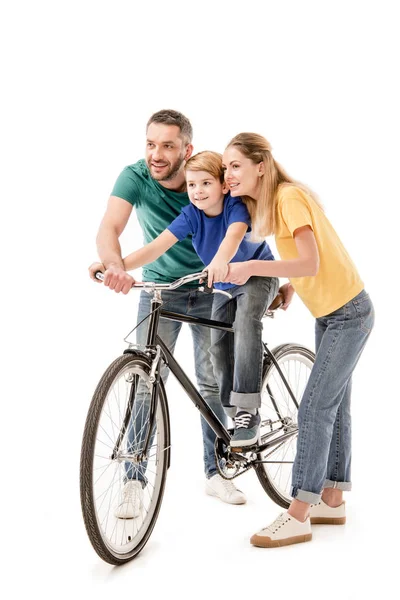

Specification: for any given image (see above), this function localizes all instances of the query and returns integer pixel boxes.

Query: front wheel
[254,344,315,508]
[80,352,170,565]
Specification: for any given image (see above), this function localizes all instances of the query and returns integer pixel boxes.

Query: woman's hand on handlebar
[224,262,251,286]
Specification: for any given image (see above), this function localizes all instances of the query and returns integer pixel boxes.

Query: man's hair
[146,109,193,144]
[184,151,224,183]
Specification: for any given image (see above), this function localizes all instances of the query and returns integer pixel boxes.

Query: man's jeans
[209,277,279,417]
[125,288,225,484]
[291,290,375,504]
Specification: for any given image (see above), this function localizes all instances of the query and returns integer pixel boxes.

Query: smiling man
[89,110,246,517]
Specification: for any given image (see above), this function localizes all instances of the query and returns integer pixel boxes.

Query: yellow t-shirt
[275,185,364,318]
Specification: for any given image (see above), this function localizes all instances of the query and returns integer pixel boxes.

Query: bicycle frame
[123,289,299,459]
[81,272,313,565]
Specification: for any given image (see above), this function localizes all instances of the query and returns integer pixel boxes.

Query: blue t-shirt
[167,194,274,290]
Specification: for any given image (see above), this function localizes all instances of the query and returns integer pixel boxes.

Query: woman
[222,133,374,548]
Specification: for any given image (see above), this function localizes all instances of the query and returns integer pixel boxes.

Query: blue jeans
[209,277,279,416]
[291,290,375,504]
[126,288,225,483]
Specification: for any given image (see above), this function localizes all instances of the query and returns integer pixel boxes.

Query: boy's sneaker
[205,474,246,505]
[310,499,346,524]
[250,511,312,548]
[114,480,143,519]
[231,411,261,447]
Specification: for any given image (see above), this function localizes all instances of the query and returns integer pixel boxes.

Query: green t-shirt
[111,159,205,284]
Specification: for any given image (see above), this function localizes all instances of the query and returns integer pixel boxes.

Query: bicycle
[80,271,315,565]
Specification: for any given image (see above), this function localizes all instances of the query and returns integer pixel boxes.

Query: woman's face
[222,146,263,199]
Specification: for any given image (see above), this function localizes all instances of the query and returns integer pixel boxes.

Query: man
[89,110,246,517]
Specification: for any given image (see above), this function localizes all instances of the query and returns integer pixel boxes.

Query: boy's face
[186,170,228,217]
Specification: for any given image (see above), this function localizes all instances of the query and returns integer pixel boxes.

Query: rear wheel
[80,352,170,565]
[254,344,314,508]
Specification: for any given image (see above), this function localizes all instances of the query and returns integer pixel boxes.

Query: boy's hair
[184,151,224,183]
[146,109,193,144]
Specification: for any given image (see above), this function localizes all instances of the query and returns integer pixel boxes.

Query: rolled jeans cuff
[291,487,322,505]
[324,479,352,491]
[230,391,261,409]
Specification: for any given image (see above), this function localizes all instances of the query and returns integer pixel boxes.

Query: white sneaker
[114,480,144,519]
[310,499,346,524]
[251,511,312,547]
[205,474,246,505]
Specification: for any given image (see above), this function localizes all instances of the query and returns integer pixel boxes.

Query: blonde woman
[222,133,374,548]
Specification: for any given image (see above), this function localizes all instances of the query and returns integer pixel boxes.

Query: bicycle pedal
[229,443,258,454]
[230,446,244,453]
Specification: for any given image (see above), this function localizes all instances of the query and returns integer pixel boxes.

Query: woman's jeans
[209,276,279,417]
[125,288,226,484]
[291,290,375,504]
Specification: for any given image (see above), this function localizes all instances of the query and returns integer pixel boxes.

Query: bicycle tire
[80,351,170,565]
[254,343,315,508]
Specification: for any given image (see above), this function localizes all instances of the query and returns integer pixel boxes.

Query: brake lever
[199,278,232,299]
[198,282,214,294]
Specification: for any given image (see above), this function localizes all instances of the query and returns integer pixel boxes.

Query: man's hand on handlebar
[88,262,136,294]
[88,262,105,282]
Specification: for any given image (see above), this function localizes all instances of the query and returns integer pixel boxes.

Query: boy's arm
[207,222,248,286]
[123,230,178,272]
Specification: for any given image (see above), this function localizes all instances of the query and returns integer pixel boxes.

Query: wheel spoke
[257,347,314,506]
[80,354,168,564]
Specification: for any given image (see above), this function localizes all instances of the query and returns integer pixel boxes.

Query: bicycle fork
[112,292,164,463]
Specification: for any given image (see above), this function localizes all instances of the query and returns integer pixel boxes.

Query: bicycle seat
[267,293,284,312]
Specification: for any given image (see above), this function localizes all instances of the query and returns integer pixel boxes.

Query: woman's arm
[123,230,179,271]
[225,226,320,285]
[207,222,248,286]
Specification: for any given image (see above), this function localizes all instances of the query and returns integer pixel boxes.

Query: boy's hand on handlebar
[88,262,105,282]
[206,259,229,287]
[103,264,136,294]
[89,262,136,294]
[279,282,295,310]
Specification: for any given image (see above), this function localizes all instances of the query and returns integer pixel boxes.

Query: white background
[2,1,398,598]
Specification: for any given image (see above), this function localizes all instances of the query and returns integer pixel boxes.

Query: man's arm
[97,196,133,268]
[90,195,136,294]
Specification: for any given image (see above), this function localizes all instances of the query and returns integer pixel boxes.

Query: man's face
[145,123,192,182]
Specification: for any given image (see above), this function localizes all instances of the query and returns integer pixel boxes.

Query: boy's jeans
[291,290,375,504]
[209,276,279,416]
[125,288,226,484]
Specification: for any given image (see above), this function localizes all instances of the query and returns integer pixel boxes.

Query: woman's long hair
[226,133,322,239]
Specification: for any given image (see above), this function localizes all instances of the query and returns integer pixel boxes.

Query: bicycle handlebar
[94,270,284,312]
[94,270,232,297]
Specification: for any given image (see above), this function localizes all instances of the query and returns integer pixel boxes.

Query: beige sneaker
[310,499,346,524]
[114,480,143,519]
[205,474,246,505]
[251,512,312,548]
